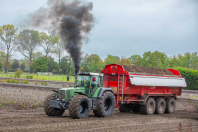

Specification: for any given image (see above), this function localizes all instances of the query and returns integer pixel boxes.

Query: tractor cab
[76,72,103,96]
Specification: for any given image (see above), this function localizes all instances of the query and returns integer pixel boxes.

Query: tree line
[0,24,197,74]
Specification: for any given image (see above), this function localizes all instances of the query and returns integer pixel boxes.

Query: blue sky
[0,0,198,60]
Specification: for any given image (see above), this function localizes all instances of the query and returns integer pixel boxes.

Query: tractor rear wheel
[165,97,176,114]
[119,104,132,112]
[93,91,115,117]
[155,98,166,114]
[44,93,65,116]
[68,95,91,119]
[140,97,155,115]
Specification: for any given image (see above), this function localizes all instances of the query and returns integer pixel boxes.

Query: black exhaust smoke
[26,0,94,75]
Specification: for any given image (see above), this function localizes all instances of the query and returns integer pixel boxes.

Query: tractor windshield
[76,75,91,87]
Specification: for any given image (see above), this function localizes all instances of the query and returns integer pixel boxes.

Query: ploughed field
[0,96,198,132]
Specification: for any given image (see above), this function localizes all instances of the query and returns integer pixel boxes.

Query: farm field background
[0,72,75,82]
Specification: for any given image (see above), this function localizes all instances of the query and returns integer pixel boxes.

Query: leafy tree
[0,61,2,69]
[191,52,198,70]
[141,51,167,68]
[105,54,118,65]
[3,60,11,71]
[32,57,48,72]
[11,60,19,69]
[47,56,58,72]
[40,30,59,57]
[32,52,43,60]
[118,58,131,65]
[0,51,6,62]
[17,29,40,73]
[60,56,74,74]
[0,24,18,73]
[20,62,26,71]
[128,55,141,65]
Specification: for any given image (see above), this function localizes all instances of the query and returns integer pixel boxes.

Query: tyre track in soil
[0,98,198,132]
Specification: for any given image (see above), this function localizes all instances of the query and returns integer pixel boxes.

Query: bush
[26,75,34,79]
[34,81,38,85]
[41,82,47,85]
[14,70,23,78]
[9,75,13,78]
[174,67,198,90]
[6,79,15,83]
[23,80,29,84]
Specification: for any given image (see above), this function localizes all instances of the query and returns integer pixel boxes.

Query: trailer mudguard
[97,88,114,97]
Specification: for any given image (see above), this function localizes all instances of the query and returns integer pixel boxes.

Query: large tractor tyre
[154,98,166,114]
[140,97,156,115]
[131,106,140,113]
[165,97,176,114]
[68,95,91,119]
[93,91,116,117]
[119,104,132,112]
[44,93,65,116]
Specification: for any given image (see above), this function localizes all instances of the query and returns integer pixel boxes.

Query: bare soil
[0,98,197,132]
[122,65,174,75]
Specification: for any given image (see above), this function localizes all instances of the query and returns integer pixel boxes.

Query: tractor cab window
[76,75,90,87]
[91,76,99,87]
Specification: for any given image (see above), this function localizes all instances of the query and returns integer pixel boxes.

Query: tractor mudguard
[97,88,114,97]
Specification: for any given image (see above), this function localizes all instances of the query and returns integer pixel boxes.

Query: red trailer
[101,64,187,115]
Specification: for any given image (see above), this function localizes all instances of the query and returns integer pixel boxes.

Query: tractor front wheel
[93,91,116,117]
[68,95,91,119]
[44,93,65,116]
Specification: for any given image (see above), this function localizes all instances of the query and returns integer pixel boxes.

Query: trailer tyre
[132,106,140,113]
[140,97,155,115]
[155,98,166,114]
[69,95,91,119]
[44,93,65,116]
[165,97,175,114]
[93,91,116,117]
[119,104,132,112]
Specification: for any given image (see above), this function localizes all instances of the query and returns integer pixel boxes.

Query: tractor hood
[58,87,86,100]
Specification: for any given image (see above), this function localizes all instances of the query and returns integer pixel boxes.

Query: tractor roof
[79,72,103,76]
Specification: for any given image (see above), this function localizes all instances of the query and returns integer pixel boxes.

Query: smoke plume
[26,0,94,75]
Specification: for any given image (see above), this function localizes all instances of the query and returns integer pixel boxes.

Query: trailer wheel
[155,98,166,114]
[93,91,115,117]
[132,106,140,113]
[165,97,175,114]
[68,95,91,119]
[44,93,65,116]
[119,104,132,112]
[140,97,155,115]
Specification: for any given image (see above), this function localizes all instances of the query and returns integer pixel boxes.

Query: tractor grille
[58,90,66,100]
[66,90,71,99]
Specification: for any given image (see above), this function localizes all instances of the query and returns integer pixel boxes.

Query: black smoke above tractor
[26,0,94,75]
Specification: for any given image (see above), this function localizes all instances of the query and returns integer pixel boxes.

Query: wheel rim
[148,101,154,113]
[159,101,165,112]
[104,98,112,112]
[79,101,88,114]
[169,101,174,111]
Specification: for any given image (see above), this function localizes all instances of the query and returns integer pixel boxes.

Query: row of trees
[0,24,197,74]
[0,24,64,73]
[80,51,198,73]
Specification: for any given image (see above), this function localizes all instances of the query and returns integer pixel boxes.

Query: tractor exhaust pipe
[74,75,77,88]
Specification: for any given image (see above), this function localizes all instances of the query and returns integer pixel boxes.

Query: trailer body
[101,64,186,110]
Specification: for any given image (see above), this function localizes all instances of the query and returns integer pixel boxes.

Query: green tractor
[44,72,116,119]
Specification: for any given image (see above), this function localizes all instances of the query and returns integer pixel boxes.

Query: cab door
[89,76,99,96]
